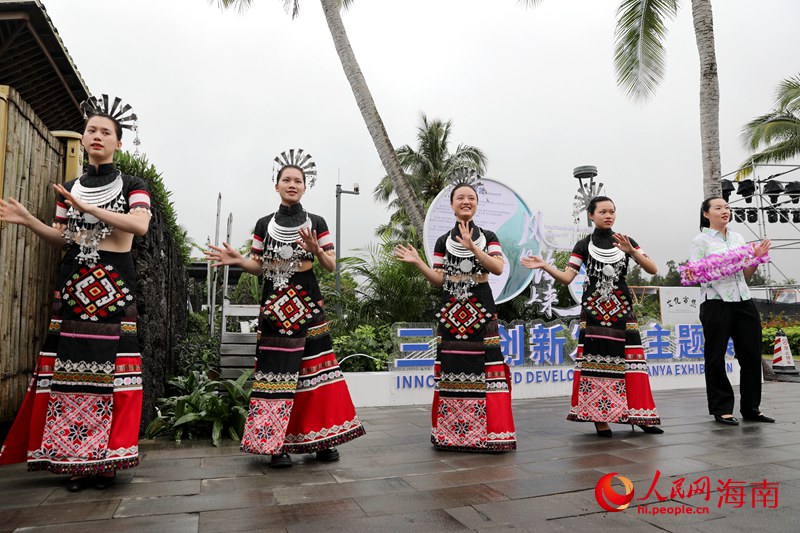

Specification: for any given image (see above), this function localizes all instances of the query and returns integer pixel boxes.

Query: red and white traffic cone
[772,329,799,375]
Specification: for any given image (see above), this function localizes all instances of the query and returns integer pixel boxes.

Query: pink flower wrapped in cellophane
[679,243,770,286]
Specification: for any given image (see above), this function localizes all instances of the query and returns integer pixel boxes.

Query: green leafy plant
[762,326,800,357]
[334,324,392,372]
[145,369,252,447]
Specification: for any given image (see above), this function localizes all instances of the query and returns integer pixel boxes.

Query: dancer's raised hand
[520,255,547,270]
[0,197,32,226]
[205,242,243,267]
[612,233,635,254]
[454,220,476,252]
[54,183,91,215]
[297,226,321,255]
[393,243,421,264]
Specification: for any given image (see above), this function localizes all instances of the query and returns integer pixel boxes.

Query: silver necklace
[62,172,125,266]
[262,212,312,290]
[587,235,626,301]
[443,229,487,300]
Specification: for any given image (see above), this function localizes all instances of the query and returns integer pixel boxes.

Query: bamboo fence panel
[0,86,65,422]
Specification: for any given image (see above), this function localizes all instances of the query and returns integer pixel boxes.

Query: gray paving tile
[114,489,274,518]
[199,499,365,532]
[13,513,199,533]
[43,479,202,504]
[0,499,120,530]
[271,477,415,505]
[355,484,508,516]
[288,509,470,532]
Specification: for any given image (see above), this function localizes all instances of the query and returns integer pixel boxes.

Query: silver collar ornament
[62,172,126,266]
[587,237,626,301]
[261,212,312,290]
[443,230,487,300]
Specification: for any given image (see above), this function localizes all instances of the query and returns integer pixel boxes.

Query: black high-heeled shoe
[594,423,612,438]
[632,424,664,434]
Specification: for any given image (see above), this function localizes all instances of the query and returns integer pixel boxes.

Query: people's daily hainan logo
[594,470,780,515]
[594,473,635,512]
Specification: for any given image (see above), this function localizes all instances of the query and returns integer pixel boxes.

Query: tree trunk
[319,0,426,234]
[691,0,722,198]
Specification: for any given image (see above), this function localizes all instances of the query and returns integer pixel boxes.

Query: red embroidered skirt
[431,283,516,452]
[0,249,142,474]
[239,270,364,455]
[567,304,660,425]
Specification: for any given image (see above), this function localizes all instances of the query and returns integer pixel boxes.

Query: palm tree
[614,0,721,197]
[522,0,722,197]
[215,0,427,234]
[373,113,487,242]
[737,74,800,177]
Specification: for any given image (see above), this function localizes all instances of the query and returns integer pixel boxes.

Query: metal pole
[334,181,360,316]
[206,235,212,337]
[210,193,222,337]
[222,213,233,303]
[755,177,772,281]
[335,183,342,314]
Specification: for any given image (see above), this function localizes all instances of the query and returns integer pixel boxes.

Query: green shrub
[334,324,392,372]
[144,369,252,447]
[762,326,800,356]
[115,151,191,265]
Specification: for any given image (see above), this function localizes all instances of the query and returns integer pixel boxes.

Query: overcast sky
[45,0,800,281]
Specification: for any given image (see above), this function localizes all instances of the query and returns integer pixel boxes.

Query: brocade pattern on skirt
[0,249,143,474]
[239,270,365,455]
[567,290,661,425]
[431,283,516,452]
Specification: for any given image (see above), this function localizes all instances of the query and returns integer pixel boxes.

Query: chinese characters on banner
[394,319,734,368]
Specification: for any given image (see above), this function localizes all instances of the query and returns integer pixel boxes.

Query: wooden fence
[0,86,66,422]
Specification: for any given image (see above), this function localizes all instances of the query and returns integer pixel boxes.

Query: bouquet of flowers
[680,244,769,286]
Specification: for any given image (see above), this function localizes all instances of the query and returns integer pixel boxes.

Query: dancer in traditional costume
[0,95,150,490]
[206,149,364,467]
[394,183,516,452]
[688,197,773,426]
[521,196,662,437]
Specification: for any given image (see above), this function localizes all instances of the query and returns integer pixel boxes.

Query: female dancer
[690,197,773,425]
[394,183,516,452]
[206,149,364,467]
[0,95,150,490]
[521,196,662,437]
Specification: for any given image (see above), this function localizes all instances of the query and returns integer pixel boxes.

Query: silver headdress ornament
[272,148,317,188]
[447,168,488,199]
[81,94,141,155]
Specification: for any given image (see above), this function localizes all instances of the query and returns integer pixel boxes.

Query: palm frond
[518,0,545,8]
[214,0,253,12]
[282,0,300,18]
[776,74,800,111]
[613,0,679,101]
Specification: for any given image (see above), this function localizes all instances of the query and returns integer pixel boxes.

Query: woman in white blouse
[690,197,772,426]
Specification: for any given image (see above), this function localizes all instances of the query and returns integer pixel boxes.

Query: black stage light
[785,181,800,204]
[737,179,755,203]
[779,209,790,223]
[721,179,735,202]
[747,208,758,223]
[767,209,779,223]
[764,181,785,204]
[733,208,746,223]
[793,210,800,224]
